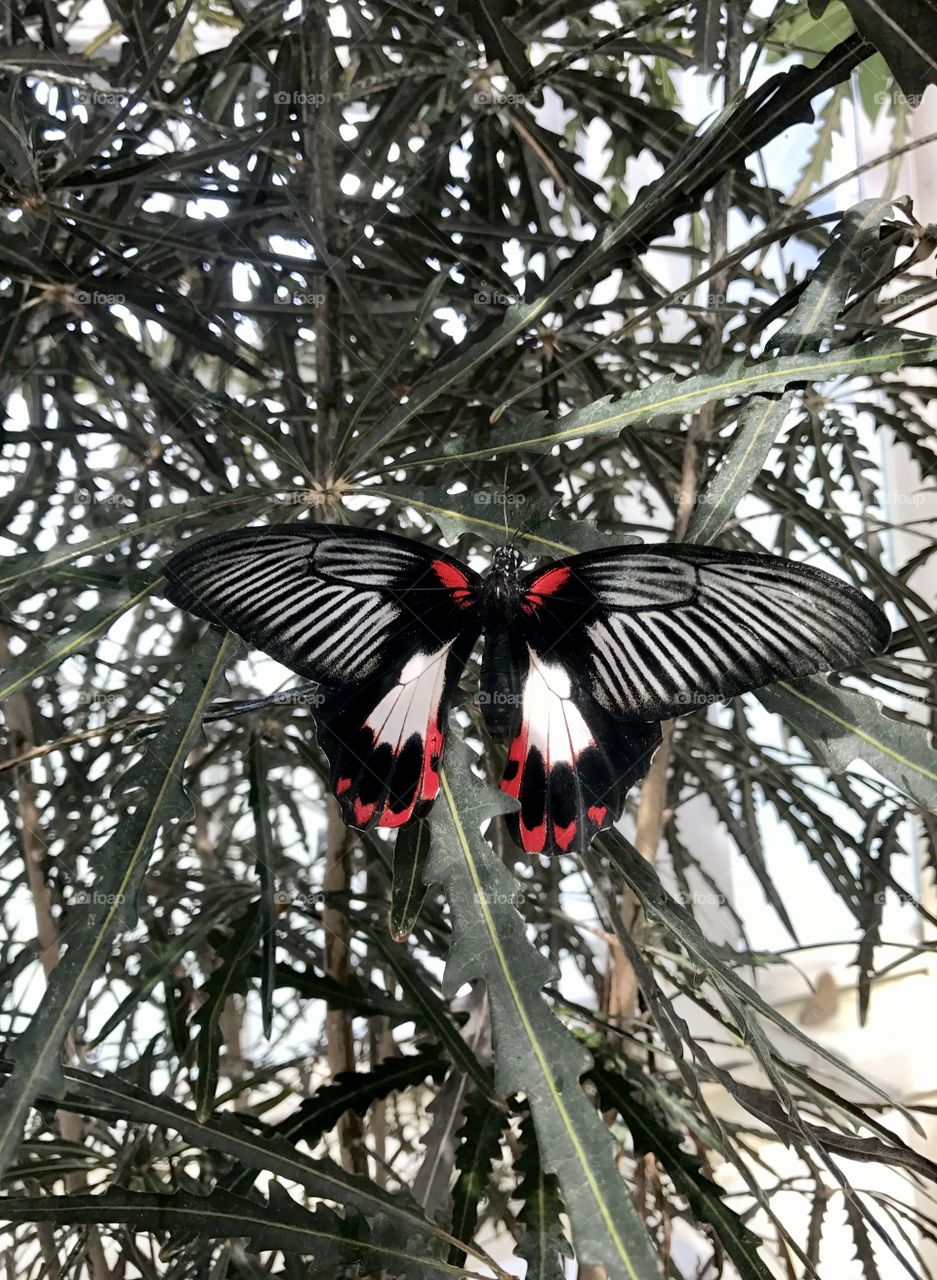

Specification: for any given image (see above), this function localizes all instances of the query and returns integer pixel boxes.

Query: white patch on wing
[523,647,593,764]
[365,641,453,750]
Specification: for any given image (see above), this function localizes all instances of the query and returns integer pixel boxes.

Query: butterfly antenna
[501,461,510,546]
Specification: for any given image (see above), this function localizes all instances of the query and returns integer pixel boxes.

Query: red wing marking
[587,804,607,826]
[353,798,378,825]
[521,565,571,615]
[500,647,597,855]
[432,559,474,609]
[553,820,577,852]
[364,642,452,829]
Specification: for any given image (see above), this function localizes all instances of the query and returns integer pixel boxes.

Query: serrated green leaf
[283,1049,448,1146]
[687,197,897,543]
[0,631,232,1176]
[447,1089,508,1267]
[194,901,267,1120]
[516,1104,571,1280]
[598,828,923,1127]
[760,678,937,809]
[0,1057,493,1270]
[429,735,659,1280]
[383,334,937,471]
[0,579,159,701]
[0,1187,463,1280]
[591,1062,774,1280]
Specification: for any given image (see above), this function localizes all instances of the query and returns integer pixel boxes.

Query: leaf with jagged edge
[0,491,267,592]
[0,1185,464,1280]
[194,901,266,1120]
[590,1060,774,1280]
[359,918,501,1104]
[427,733,659,1280]
[281,1048,448,1147]
[447,1088,509,1268]
[392,817,432,942]
[378,485,641,556]
[384,334,937,470]
[0,1057,467,1259]
[516,1104,572,1280]
[597,828,924,1132]
[0,631,232,1178]
[760,678,937,810]
[0,579,160,701]
[686,197,898,544]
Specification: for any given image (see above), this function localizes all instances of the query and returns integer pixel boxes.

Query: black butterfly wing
[520,544,890,719]
[164,525,483,831]
[481,624,661,855]
[486,544,889,855]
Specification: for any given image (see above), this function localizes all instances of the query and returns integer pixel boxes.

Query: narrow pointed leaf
[0,631,232,1176]
[392,817,432,941]
[760,678,937,809]
[686,197,896,543]
[384,335,937,470]
[428,735,659,1280]
[0,580,159,702]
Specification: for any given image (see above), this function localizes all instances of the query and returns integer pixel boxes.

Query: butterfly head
[491,545,524,577]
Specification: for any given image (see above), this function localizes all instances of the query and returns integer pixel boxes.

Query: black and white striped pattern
[532,546,890,721]
[314,537,427,589]
[165,528,410,681]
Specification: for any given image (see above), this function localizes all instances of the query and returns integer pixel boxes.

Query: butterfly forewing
[164,525,483,831]
[519,544,890,721]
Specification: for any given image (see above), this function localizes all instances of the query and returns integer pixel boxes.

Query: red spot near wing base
[336,776,352,795]
[587,804,607,826]
[432,558,474,608]
[522,565,571,615]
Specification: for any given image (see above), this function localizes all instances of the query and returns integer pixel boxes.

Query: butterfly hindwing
[164,525,483,831]
[484,631,661,855]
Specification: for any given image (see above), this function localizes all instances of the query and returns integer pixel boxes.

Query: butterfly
[164,524,890,856]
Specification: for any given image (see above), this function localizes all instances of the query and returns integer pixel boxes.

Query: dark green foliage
[1,0,936,1276]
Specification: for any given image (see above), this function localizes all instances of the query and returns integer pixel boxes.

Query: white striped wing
[163,525,481,685]
[521,546,890,721]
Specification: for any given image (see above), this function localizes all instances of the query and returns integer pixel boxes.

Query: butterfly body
[164,523,889,856]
